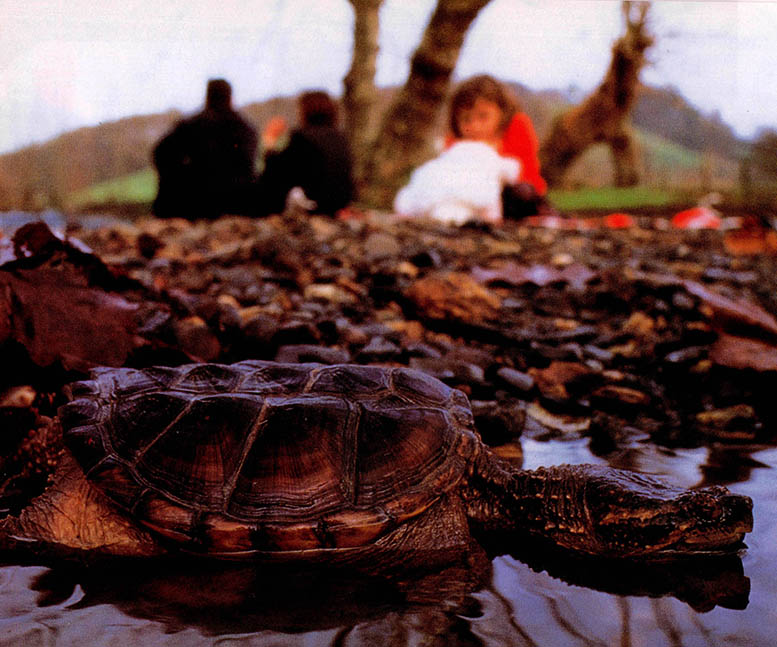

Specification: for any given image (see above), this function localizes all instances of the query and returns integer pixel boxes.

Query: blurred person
[393,140,519,225]
[447,75,552,219]
[253,91,354,217]
[152,79,258,219]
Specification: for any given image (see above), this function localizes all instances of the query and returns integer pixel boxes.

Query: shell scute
[238,363,317,395]
[309,364,391,395]
[391,368,452,404]
[109,391,191,461]
[356,404,454,504]
[85,456,146,508]
[227,395,354,521]
[137,393,265,507]
[63,424,109,474]
[59,398,102,429]
[174,364,243,392]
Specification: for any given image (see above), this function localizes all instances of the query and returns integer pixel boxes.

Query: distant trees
[741,128,777,205]
[750,129,777,179]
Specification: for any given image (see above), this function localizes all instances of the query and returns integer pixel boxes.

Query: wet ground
[1,208,776,645]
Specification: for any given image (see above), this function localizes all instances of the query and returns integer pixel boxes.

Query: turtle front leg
[0,454,162,558]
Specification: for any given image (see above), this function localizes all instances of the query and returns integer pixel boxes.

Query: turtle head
[574,466,753,558]
[510,464,754,559]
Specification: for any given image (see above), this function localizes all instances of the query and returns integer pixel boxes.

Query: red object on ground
[603,212,635,229]
[671,206,721,230]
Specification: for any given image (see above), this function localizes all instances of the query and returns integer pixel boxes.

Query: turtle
[0,360,753,566]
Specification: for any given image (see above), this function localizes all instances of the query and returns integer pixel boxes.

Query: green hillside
[68,168,157,210]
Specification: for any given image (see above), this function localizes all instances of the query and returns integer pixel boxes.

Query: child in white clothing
[393,140,520,225]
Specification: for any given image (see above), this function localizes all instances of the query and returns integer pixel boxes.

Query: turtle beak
[588,481,754,558]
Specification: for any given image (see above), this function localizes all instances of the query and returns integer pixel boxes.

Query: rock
[404,342,443,360]
[490,442,523,463]
[136,232,164,259]
[529,361,597,402]
[551,253,574,267]
[0,386,36,409]
[363,232,402,261]
[409,248,443,269]
[356,337,403,363]
[173,316,221,361]
[303,283,357,305]
[622,311,657,338]
[274,345,351,364]
[405,272,501,324]
[496,367,535,392]
[272,320,321,347]
[665,346,707,364]
[591,385,651,411]
[409,357,485,388]
[709,334,777,372]
[470,400,526,445]
[683,279,777,339]
[696,405,756,429]
[526,402,591,435]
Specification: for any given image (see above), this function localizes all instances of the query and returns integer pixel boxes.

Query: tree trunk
[343,0,384,185]
[539,1,653,188]
[359,0,493,209]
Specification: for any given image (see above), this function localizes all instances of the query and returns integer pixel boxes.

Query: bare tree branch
[539,1,653,188]
[342,0,385,183]
[359,0,493,208]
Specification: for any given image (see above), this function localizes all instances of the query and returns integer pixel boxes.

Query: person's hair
[206,79,233,111]
[298,91,338,127]
[449,75,520,138]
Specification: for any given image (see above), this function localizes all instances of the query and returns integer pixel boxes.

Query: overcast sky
[1,0,775,154]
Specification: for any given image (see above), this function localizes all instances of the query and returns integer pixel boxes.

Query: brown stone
[405,272,501,324]
[696,405,756,429]
[709,333,777,372]
[173,316,221,361]
[591,385,651,407]
[529,361,596,401]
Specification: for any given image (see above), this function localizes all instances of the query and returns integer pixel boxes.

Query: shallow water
[1,438,773,647]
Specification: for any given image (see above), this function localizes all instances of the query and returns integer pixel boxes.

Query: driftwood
[539,1,653,187]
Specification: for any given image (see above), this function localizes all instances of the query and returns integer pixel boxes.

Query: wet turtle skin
[60,360,481,558]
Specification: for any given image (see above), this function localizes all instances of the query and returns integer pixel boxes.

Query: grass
[67,167,157,210]
[548,185,684,212]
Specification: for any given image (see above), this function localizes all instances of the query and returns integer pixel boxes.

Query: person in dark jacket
[152,79,258,219]
[254,91,353,217]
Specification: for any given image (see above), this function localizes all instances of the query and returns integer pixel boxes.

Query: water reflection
[0,440,773,646]
[3,530,748,642]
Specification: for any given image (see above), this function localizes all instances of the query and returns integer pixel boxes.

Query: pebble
[356,336,402,362]
[173,316,221,361]
[363,232,402,261]
[496,367,535,392]
[471,400,526,445]
[274,345,351,364]
[0,386,36,409]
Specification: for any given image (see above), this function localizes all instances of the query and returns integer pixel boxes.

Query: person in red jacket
[448,75,553,218]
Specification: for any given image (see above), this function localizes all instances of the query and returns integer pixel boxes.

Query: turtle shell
[59,361,480,557]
